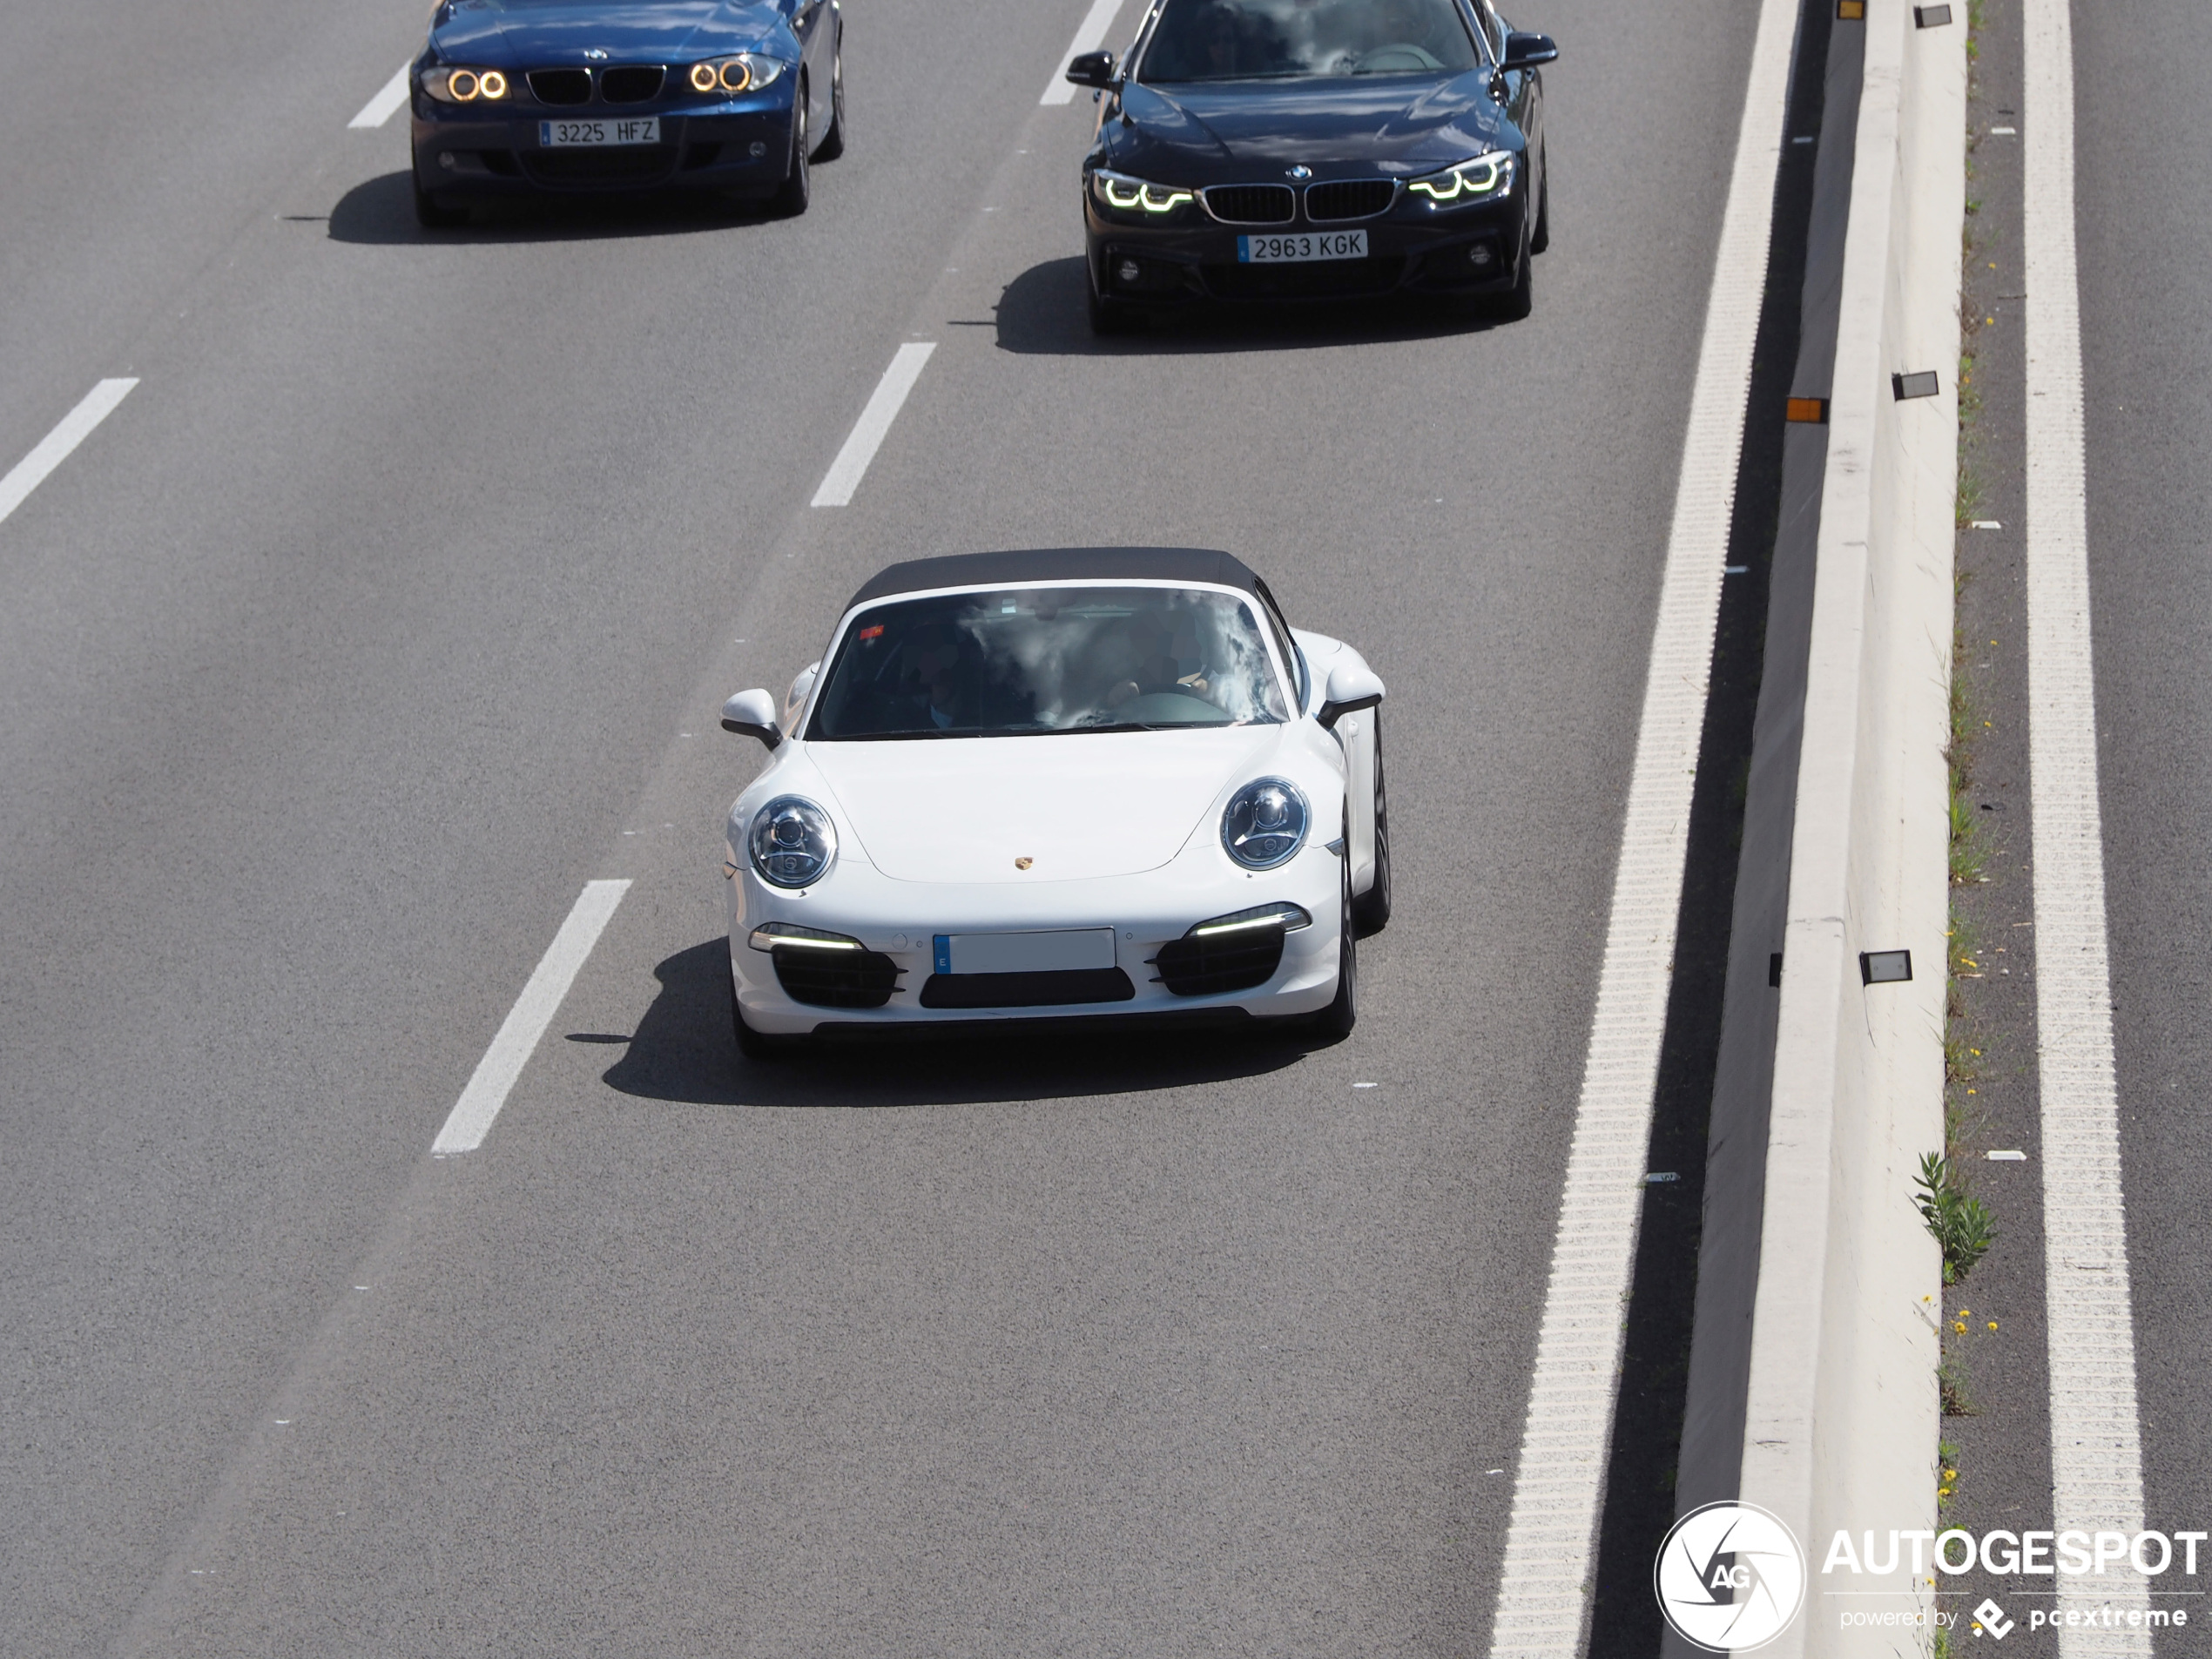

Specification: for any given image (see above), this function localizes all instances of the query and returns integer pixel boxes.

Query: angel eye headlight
[691,52,788,94]
[1221,778,1310,870]
[1091,168,1196,218]
[428,66,508,102]
[748,795,838,888]
[1406,150,1514,204]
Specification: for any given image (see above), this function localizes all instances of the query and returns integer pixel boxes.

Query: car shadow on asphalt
[986,254,1501,356]
[327,171,773,246]
[593,938,1320,1109]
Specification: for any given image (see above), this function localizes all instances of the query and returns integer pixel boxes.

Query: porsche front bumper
[725,838,1345,1037]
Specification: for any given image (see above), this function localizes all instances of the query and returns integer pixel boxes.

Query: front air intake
[599,65,665,102]
[528,68,592,105]
[1305,179,1397,221]
[772,946,903,1008]
[1202,184,1296,225]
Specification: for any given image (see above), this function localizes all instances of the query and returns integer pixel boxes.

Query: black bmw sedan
[409,0,844,227]
[1067,0,1554,331]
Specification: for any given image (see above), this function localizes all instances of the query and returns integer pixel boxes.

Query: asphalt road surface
[2072,0,2212,1624]
[0,0,1777,1652]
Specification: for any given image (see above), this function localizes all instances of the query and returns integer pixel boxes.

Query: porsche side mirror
[1318,660,1385,730]
[1065,50,1116,89]
[720,688,781,749]
[1501,30,1558,70]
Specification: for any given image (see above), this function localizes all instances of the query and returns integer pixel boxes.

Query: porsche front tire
[1313,847,1359,1040]
[1351,717,1392,936]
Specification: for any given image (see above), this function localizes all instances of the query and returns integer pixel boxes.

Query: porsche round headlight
[1221,778,1309,870]
[748,795,838,887]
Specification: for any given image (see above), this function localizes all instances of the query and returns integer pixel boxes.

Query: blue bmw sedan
[409,0,843,226]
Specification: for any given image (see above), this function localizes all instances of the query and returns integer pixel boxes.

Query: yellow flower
[1988,1321,1999,1332]
[1954,1321,1968,1334]
[1959,1309,1971,1318]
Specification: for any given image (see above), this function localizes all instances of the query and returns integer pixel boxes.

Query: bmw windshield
[806,585,1291,740]
[1138,0,1483,82]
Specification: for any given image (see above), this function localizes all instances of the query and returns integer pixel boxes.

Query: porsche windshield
[1139,0,1482,82]
[807,586,1291,740]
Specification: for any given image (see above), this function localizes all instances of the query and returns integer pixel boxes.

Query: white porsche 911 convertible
[718,547,1388,1055]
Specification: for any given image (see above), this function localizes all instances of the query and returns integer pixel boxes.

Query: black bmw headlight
[1221,779,1310,870]
[1090,167,1197,223]
[1406,151,1514,206]
[747,796,838,887]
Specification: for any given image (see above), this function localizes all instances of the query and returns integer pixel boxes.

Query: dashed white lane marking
[1480,0,1798,1643]
[431,880,631,1155]
[810,342,935,508]
[349,64,413,130]
[0,379,138,530]
[1041,0,1131,105]
[2023,0,2152,1650]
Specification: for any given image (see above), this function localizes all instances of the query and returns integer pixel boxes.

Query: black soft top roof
[843,547,1262,612]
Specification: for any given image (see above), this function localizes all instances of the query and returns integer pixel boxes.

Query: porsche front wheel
[1351,717,1392,936]
[1312,838,1359,1040]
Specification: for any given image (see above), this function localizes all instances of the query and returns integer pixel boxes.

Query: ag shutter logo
[1654,1501,1808,1652]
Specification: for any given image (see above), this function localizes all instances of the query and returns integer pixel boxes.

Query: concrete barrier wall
[1733,0,1966,1652]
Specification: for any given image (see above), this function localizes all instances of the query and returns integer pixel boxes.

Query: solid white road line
[431,880,631,1155]
[1041,0,1130,105]
[1480,0,1797,1648]
[2023,0,2153,1651]
[348,64,413,130]
[0,379,138,531]
[810,342,935,508]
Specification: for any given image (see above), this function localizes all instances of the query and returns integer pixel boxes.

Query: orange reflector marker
[1786,397,1830,424]
[1837,0,1865,17]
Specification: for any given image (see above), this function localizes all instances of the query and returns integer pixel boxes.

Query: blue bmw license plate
[539,117,660,148]
[1238,230,1368,264]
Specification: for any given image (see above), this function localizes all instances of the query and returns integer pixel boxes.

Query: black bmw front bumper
[1082,183,1529,307]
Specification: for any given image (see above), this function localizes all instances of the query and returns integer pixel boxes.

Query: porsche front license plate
[539,117,660,147]
[1237,230,1368,264]
[933,929,1116,975]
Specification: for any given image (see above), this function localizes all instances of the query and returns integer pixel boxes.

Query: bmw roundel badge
[1287,165,1313,180]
